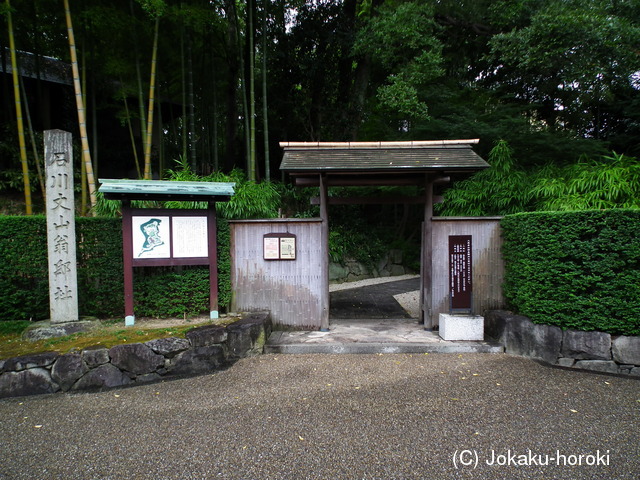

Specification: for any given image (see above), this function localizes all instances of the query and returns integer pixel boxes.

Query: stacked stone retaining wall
[0,313,271,399]
[486,310,640,376]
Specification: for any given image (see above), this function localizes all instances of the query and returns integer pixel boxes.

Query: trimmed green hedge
[0,216,231,321]
[501,210,640,335]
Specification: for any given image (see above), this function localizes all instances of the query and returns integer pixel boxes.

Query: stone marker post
[45,130,79,323]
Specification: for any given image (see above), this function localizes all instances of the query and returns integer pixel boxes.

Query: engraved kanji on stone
[50,173,69,189]
[54,215,70,229]
[52,193,71,211]
[54,153,68,165]
[54,234,69,254]
[54,285,73,300]
[54,259,71,276]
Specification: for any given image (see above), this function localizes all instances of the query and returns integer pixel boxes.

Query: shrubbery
[0,216,231,321]
[501,209,640,335]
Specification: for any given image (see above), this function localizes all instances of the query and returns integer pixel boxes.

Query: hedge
[0,216,231,321]
[501,209,640,335]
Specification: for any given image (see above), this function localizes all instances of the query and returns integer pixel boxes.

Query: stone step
[264,341,504,355]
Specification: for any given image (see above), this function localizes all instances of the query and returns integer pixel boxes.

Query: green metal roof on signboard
[279,140,489,173]
[98,179,235,202]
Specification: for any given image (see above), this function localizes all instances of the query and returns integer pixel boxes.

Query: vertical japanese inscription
[45,130,79,323]
[449,235,472,311]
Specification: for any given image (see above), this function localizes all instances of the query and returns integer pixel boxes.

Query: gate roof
[279,140,489,186]
[98,179,235,202]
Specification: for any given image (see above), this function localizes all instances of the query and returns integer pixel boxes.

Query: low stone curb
[265,342,503,355]
[485,310,640,376]
[0,312,271,399]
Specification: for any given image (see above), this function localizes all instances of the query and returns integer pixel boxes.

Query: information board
[449,235,472,312]
[172,216,208,258]
[263,233,297,260]
[128,210,210,266]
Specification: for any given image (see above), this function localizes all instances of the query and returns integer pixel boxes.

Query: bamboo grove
[1,0,640,216]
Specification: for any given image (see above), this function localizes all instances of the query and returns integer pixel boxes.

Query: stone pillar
[45,130,79,323]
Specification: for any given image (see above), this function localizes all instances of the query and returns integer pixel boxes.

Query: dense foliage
[501,210,640,336]
[2,0,639,194]
[437,141,640,216]
[0,216,232,321]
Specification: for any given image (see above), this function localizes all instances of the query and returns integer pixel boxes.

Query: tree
[64,0,96,211]
[354,1,443,122]
[136,0,165,179]
[248,0,257,181]
[485,0,640,139]
[6,0,32,214]
[2,0,640,201]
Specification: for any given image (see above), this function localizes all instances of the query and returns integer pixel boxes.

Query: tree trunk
[224,0,239,172]
[143,16,160,180]
[236,1,250,174]
[19,74,45,199]
[130,0,147,157]
[7,0,32,215]
[121,87,142,178]
[248,0,257,181]
[63,0,97,211]
[262,0,270,182]
[180,11,187,162]
[211,46,219,172]
[187,32,197,172]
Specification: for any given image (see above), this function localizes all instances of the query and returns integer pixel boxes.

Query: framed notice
[128,209,214,266]
[264,233,296,260]
[449,235,473,312]
[173,216,208,258]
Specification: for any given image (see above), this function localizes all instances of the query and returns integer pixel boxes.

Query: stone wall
[0,313,271,399]
[486,310,640,376]
[329,249,409,283]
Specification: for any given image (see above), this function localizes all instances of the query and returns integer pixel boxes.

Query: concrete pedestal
[439,314,484,341]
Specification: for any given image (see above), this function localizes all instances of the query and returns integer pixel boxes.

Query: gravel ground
[1,353,638,480]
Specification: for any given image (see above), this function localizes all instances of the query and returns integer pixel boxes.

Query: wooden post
[319,174,330,331]
[421,174,434,330]
[122,201,135,326]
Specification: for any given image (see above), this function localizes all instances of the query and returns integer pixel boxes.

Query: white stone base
[439,314,484,341]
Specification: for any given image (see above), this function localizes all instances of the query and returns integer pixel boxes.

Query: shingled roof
[279,140,489,186]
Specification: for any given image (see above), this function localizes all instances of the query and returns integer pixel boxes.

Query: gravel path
[1,353,638,479]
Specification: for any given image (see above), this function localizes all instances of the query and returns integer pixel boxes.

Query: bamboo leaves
[438,140,640,216]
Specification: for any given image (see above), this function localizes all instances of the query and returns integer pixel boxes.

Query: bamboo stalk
[7,0,32,215]
[143,16,160,180]
[64,0,97,211]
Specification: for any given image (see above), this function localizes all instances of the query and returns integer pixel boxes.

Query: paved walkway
[1,354,638,479]
[329,276,421,319]
[267,276,502,354]
[265,318,503,354]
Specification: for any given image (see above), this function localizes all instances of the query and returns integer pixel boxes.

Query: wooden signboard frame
[449,235,473,313]
[122,204,218,325]
[263,232,297,260]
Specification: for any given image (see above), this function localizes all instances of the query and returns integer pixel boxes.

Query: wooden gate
[424,217,505,328]
[230,219,325,329]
